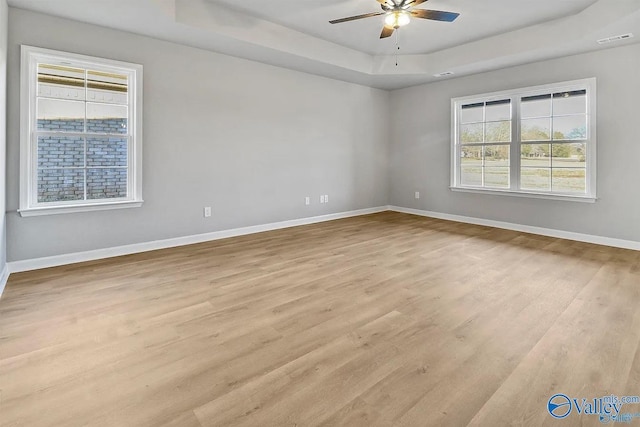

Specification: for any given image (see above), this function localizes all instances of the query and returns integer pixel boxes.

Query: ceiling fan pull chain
[395,29,399,66]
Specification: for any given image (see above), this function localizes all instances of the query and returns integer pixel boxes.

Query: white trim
[0,265,10,300]
[18,200,144,217]
[19,45,143,216]
[451,77,596,199]
[451,78,595,108]
[4,205,638,280]
[450,187,596,203]
[7,206,388,273]
[19,46,30,215]
[388,206,640,251]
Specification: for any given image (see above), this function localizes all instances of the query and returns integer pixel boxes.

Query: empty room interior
[1,0,640,425]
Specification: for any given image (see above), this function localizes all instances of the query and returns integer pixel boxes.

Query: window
[451,78,596,201]
[20,46,143,216]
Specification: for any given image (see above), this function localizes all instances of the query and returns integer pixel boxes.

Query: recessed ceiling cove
[209,0,597,55]
[8,0,640,89]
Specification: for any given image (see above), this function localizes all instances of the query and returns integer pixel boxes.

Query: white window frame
[450,78,597,202]
[19,45,143,217]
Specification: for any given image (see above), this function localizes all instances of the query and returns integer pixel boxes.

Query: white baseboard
[0,264,9,299]
[388,205,640,251]
[7,206,388,274]
[3,204,637,298]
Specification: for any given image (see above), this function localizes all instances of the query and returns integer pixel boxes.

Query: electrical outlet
[204,206,212,217]
[320,195,324,204]
[325,194,329,203]
[305,196,310,205]
[415,191,420,199]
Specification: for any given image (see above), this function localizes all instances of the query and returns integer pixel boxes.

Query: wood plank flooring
[1,212,639,426]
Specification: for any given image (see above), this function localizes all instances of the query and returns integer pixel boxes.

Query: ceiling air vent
[434,71,454,77]
[597,33,634,44]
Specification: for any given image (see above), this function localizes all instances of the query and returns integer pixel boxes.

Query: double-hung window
[451,78,596,201]
[20,46,143,216]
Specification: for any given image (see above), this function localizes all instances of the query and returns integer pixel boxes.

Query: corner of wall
[0,0,8,291]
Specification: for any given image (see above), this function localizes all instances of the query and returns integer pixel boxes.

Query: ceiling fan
[329,0,459,39]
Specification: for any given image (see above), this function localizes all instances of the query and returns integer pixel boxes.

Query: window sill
[450,187,596,203]
[18,200,144,217]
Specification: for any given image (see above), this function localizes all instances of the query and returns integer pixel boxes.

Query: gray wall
[7,8,390,262]
[8,8,639,264]
[0,0,7,273]
[389,43,640,242]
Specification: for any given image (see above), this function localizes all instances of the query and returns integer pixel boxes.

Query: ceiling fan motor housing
[328,0,459,39]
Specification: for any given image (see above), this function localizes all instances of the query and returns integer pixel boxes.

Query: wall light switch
[305,197,310,205]
[325,195,329,203]
[415,191,420,199]
[204,206,212,217]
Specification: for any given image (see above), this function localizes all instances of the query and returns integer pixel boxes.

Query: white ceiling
[8,0,640,89]
[211,0,598,55]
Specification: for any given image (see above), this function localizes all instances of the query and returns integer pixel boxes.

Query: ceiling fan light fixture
[384,11,410,28]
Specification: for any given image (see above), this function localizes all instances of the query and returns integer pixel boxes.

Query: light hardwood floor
[1,212,639,426]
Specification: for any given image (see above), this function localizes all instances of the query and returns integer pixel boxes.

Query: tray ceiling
[8,0,640,89]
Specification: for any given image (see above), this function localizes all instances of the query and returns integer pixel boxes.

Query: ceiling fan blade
[408,0,430,5]
[410,9,460,22]
[380,25,395,39]
[329,12,385,24]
